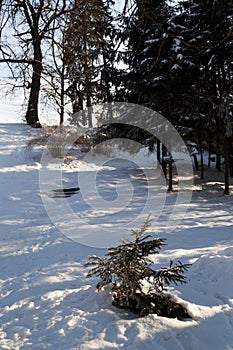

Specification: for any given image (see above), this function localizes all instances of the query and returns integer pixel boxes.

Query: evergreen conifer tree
[86,217,191,318]
[65,0,116,126]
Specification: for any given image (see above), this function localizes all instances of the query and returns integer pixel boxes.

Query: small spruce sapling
[86,217,191,318]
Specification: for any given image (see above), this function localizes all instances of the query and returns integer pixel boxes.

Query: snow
[145,39,159,44]
[171,64,181,70]
[1,123,233,349]
[153,77,163,81]
[173,38,181,53]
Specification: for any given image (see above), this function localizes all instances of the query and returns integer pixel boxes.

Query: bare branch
[0,58,33,64]
[40,0,70,39]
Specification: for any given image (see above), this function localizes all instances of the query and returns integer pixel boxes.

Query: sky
[0,78,23,123]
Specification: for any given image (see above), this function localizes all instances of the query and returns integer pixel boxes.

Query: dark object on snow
[52,187,80,198]
[53,187,80,193]
[113,292,191,319]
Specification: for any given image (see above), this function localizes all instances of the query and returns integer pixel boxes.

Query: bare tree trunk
[157,139,161,168]
[60,64,65,125]
[216,153,221,171]
[229,139,233,178]
[193,154,200,171]
[102,46,112,104]
[60,89,64,125]
[86,92,93,128]
[168,158,173,192]
[200,148,204,179]
[25,43,42,127]
[224,137,230,195]
[162,144,167,178]
[230,155,233,178]
[208,141,212,167]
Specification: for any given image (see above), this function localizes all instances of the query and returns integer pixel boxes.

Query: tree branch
[0,58,34,64]
[40,0,70,39]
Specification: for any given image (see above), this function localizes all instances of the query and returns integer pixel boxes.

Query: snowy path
[0,124,233,349]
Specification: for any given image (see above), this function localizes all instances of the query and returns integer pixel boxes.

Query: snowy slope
[0,124,233,350]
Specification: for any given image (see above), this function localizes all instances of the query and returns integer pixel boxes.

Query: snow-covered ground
[0,123,233,349]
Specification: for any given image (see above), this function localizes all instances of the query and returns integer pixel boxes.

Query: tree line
[0,0,232,192]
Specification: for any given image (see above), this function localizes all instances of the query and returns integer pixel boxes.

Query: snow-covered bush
[86,218,191,318]
[47,127,79,158]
